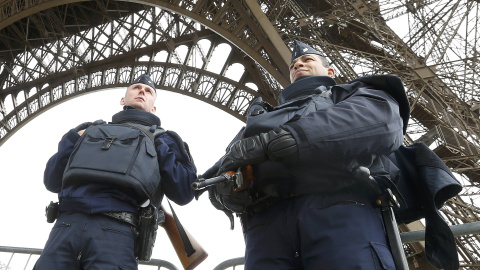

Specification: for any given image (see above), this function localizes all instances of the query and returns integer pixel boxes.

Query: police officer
[35,74,197,270]
[203,40,408,269]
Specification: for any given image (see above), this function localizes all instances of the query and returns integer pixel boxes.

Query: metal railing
[400,221,480,243]
[2,221,480,270]
[213,257,245,270]
[0,246,179,270]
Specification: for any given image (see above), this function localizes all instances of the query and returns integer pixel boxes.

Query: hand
[73,122,93,133]
[73,120,106,136]
[217,127,298,175]
[208,186,252,230]
[207,186,235,229]
[216,190,252,214]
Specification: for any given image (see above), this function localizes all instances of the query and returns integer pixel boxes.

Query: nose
[294,61,305,69]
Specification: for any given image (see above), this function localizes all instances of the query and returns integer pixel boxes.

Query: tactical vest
[62,122,165,203]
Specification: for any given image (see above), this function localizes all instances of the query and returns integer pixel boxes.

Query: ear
[151,105,157,114]
[120,97,125,106]
[328,68,335,78]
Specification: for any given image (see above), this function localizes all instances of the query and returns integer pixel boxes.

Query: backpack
[62,122,165,204]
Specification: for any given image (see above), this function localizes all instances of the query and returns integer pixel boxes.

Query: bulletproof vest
[62,122,165,203]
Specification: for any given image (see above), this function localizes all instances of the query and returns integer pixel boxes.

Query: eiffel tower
[0,1,479,268]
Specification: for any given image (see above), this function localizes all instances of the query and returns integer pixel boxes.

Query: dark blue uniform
[35,107,197,270]
[204,75,404,269]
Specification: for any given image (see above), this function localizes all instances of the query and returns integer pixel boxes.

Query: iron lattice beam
[0,1,480,268]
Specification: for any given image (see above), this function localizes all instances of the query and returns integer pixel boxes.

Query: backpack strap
[314,85,332,99]
[152,128,167,145]
[125,122,167,207]
[125,123,166,146]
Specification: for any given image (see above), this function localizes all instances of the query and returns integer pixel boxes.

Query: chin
[126,104,143,111]
[137,107,150,112]
[294,76,310,82]
[131,102,146,110]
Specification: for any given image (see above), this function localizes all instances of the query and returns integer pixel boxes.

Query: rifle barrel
[191,173,231,190]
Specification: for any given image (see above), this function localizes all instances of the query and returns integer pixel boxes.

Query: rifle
[192,165,255,195]
[159,204,208,270]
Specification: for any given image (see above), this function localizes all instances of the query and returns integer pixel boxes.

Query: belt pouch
[134,206,161,261]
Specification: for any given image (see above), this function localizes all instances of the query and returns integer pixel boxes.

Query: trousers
[34,212,137,270]
[244,192,396,270]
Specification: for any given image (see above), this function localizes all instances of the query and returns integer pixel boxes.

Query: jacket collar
[279,76,336,104]
[111,106,161,126]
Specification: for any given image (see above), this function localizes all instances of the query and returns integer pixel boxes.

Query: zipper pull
[77,252,82,260]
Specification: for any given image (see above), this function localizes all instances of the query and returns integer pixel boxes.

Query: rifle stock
[159,206,208,270]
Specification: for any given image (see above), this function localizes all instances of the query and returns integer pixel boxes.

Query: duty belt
[103,212,139,227]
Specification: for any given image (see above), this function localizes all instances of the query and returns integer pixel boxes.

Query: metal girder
[0,4,278,146]
[1,0,480,268]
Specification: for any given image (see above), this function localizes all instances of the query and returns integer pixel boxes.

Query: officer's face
[120,83,157,113]
[289,54,334,83]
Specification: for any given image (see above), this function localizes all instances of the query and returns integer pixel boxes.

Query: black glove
[217,127,298,175]
[208,186,252,230]
[73,120,106,133]
[217,190,252,214]
[208,186,235,229]
[73,122,93,133]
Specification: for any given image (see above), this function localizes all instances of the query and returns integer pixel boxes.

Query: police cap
[130,74,156,92]
[291,40,325,63]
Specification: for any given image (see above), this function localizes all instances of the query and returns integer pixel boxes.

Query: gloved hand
[73,120,106,136]
[217,127,298,175]
[73,122,93,133]
[216,190,252,214]
[208,186,252,229]
[73,120,107,132]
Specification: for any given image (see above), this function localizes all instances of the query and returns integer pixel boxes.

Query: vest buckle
[102,136,117,150]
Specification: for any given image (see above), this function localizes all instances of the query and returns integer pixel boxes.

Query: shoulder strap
[166,200,196,256]
[125,123,166,145]
[315,85,332,99]
[153,127,167,138]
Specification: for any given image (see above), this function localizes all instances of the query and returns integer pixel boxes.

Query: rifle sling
[168,200,196,257]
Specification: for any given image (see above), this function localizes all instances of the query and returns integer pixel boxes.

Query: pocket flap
[370,241,395,270]
[87,125,140,141]
[145,139,157,157]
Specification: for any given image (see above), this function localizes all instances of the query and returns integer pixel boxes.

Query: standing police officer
[35,74,197,270]
[203,40,408,269]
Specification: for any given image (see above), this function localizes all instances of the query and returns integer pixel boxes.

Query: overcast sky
[0,88,247,270]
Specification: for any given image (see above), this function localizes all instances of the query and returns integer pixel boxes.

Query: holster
[45,201,59,223]
[134,205,164,261]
